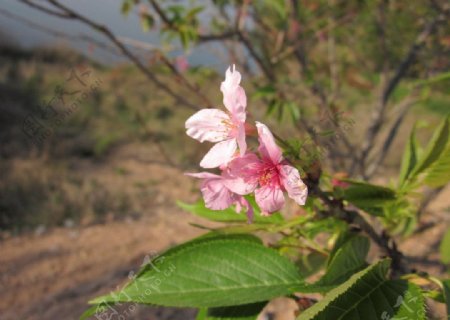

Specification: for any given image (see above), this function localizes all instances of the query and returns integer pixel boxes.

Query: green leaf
[252,85,276,99]
[121,0,133,16]
[259,0,287,19]
[297,260,426,320]
[399,125,418,186]
[286,101,301,122]
[196,302,267,320]
[337,180,397,215]
[187,6,204,20]
[412,117,450,177]
[296,252,328,278]
[90,234,305,308]
[440,228,450,264]
[424,144,450,187]
[312,235,369,291]
[178,200,284,224]
[443,279,450,319]
[141,13,155,32]
[412,71,450,86]
[79,304,108,320]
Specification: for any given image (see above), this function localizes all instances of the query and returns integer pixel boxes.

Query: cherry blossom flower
[185,65,247,168]
[175,56,189,73]
[185,171,254,223]
[227,122,308,215]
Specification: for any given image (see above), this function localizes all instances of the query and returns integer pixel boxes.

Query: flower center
[221,118,238,136]
[258,166,279,187]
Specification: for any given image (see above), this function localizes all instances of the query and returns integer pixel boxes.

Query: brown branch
[311,184,409,276]
[365,96,418,178]
[18,0,72,18]
[234,3,275,81]
[158,54,213,108]
[149,0,236,43]
[288,1,355,159]
[355,12,446,176]
[0,7,121,58]
[417,186,446,218]
[23,0,200,111]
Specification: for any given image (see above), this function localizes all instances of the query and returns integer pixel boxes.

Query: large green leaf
[90,234,305,308]
[312,235,369,291]
[398,125,418,187]
[297,260,426,320]
[412,117,450,177]
[196,302,267,320]
[178,199,284,224]
[443,279,450,319]
[440,228,450,264]
[424,144,450,188]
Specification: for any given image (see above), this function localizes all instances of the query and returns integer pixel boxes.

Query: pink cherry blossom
[227,122,308,215]
[185,171,254,223]
[175,56,189,73]
[185,65,247,168]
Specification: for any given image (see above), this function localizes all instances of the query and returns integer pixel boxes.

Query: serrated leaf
[196,302,267,320]
[178,199,284,224]
[312,235,369,291]
[440,228,450,264]
[89,234,305,308]
[79,303,109,320]
[412,117,449,177]
[297,260,426,320]
[399,125,418,187]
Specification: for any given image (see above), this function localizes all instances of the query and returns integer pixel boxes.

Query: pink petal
[200,176,235,210]
[221,65,241,95]
[227,153,261,193]
[185,172,220,179]
[234,196,254,223]
[280,165,308,206]
[185,109,231,143]
[256,122,282,164]
[236,123,247,156]
[221,65,247,120]
[226,87,247,122]
[175,56,189,73]
[200,138,237,168]
[222,168,257,195]
[255,185,285,215]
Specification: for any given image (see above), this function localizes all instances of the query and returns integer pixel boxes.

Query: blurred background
[0,0,449,319]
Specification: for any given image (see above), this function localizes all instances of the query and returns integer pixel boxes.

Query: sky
[0,0,224,67]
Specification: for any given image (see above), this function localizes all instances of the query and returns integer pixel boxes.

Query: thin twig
[148,0,236,42]
[356,12,446,176]
[0,7,121,57]
[22,0,200,111]
[311,184,409,276]
[365,96,418,178]
[18,0,72,18]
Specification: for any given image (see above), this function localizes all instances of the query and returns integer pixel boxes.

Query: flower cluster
[185,65,308,222]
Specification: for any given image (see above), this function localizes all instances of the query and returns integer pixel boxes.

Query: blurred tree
[20,0,450,190]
